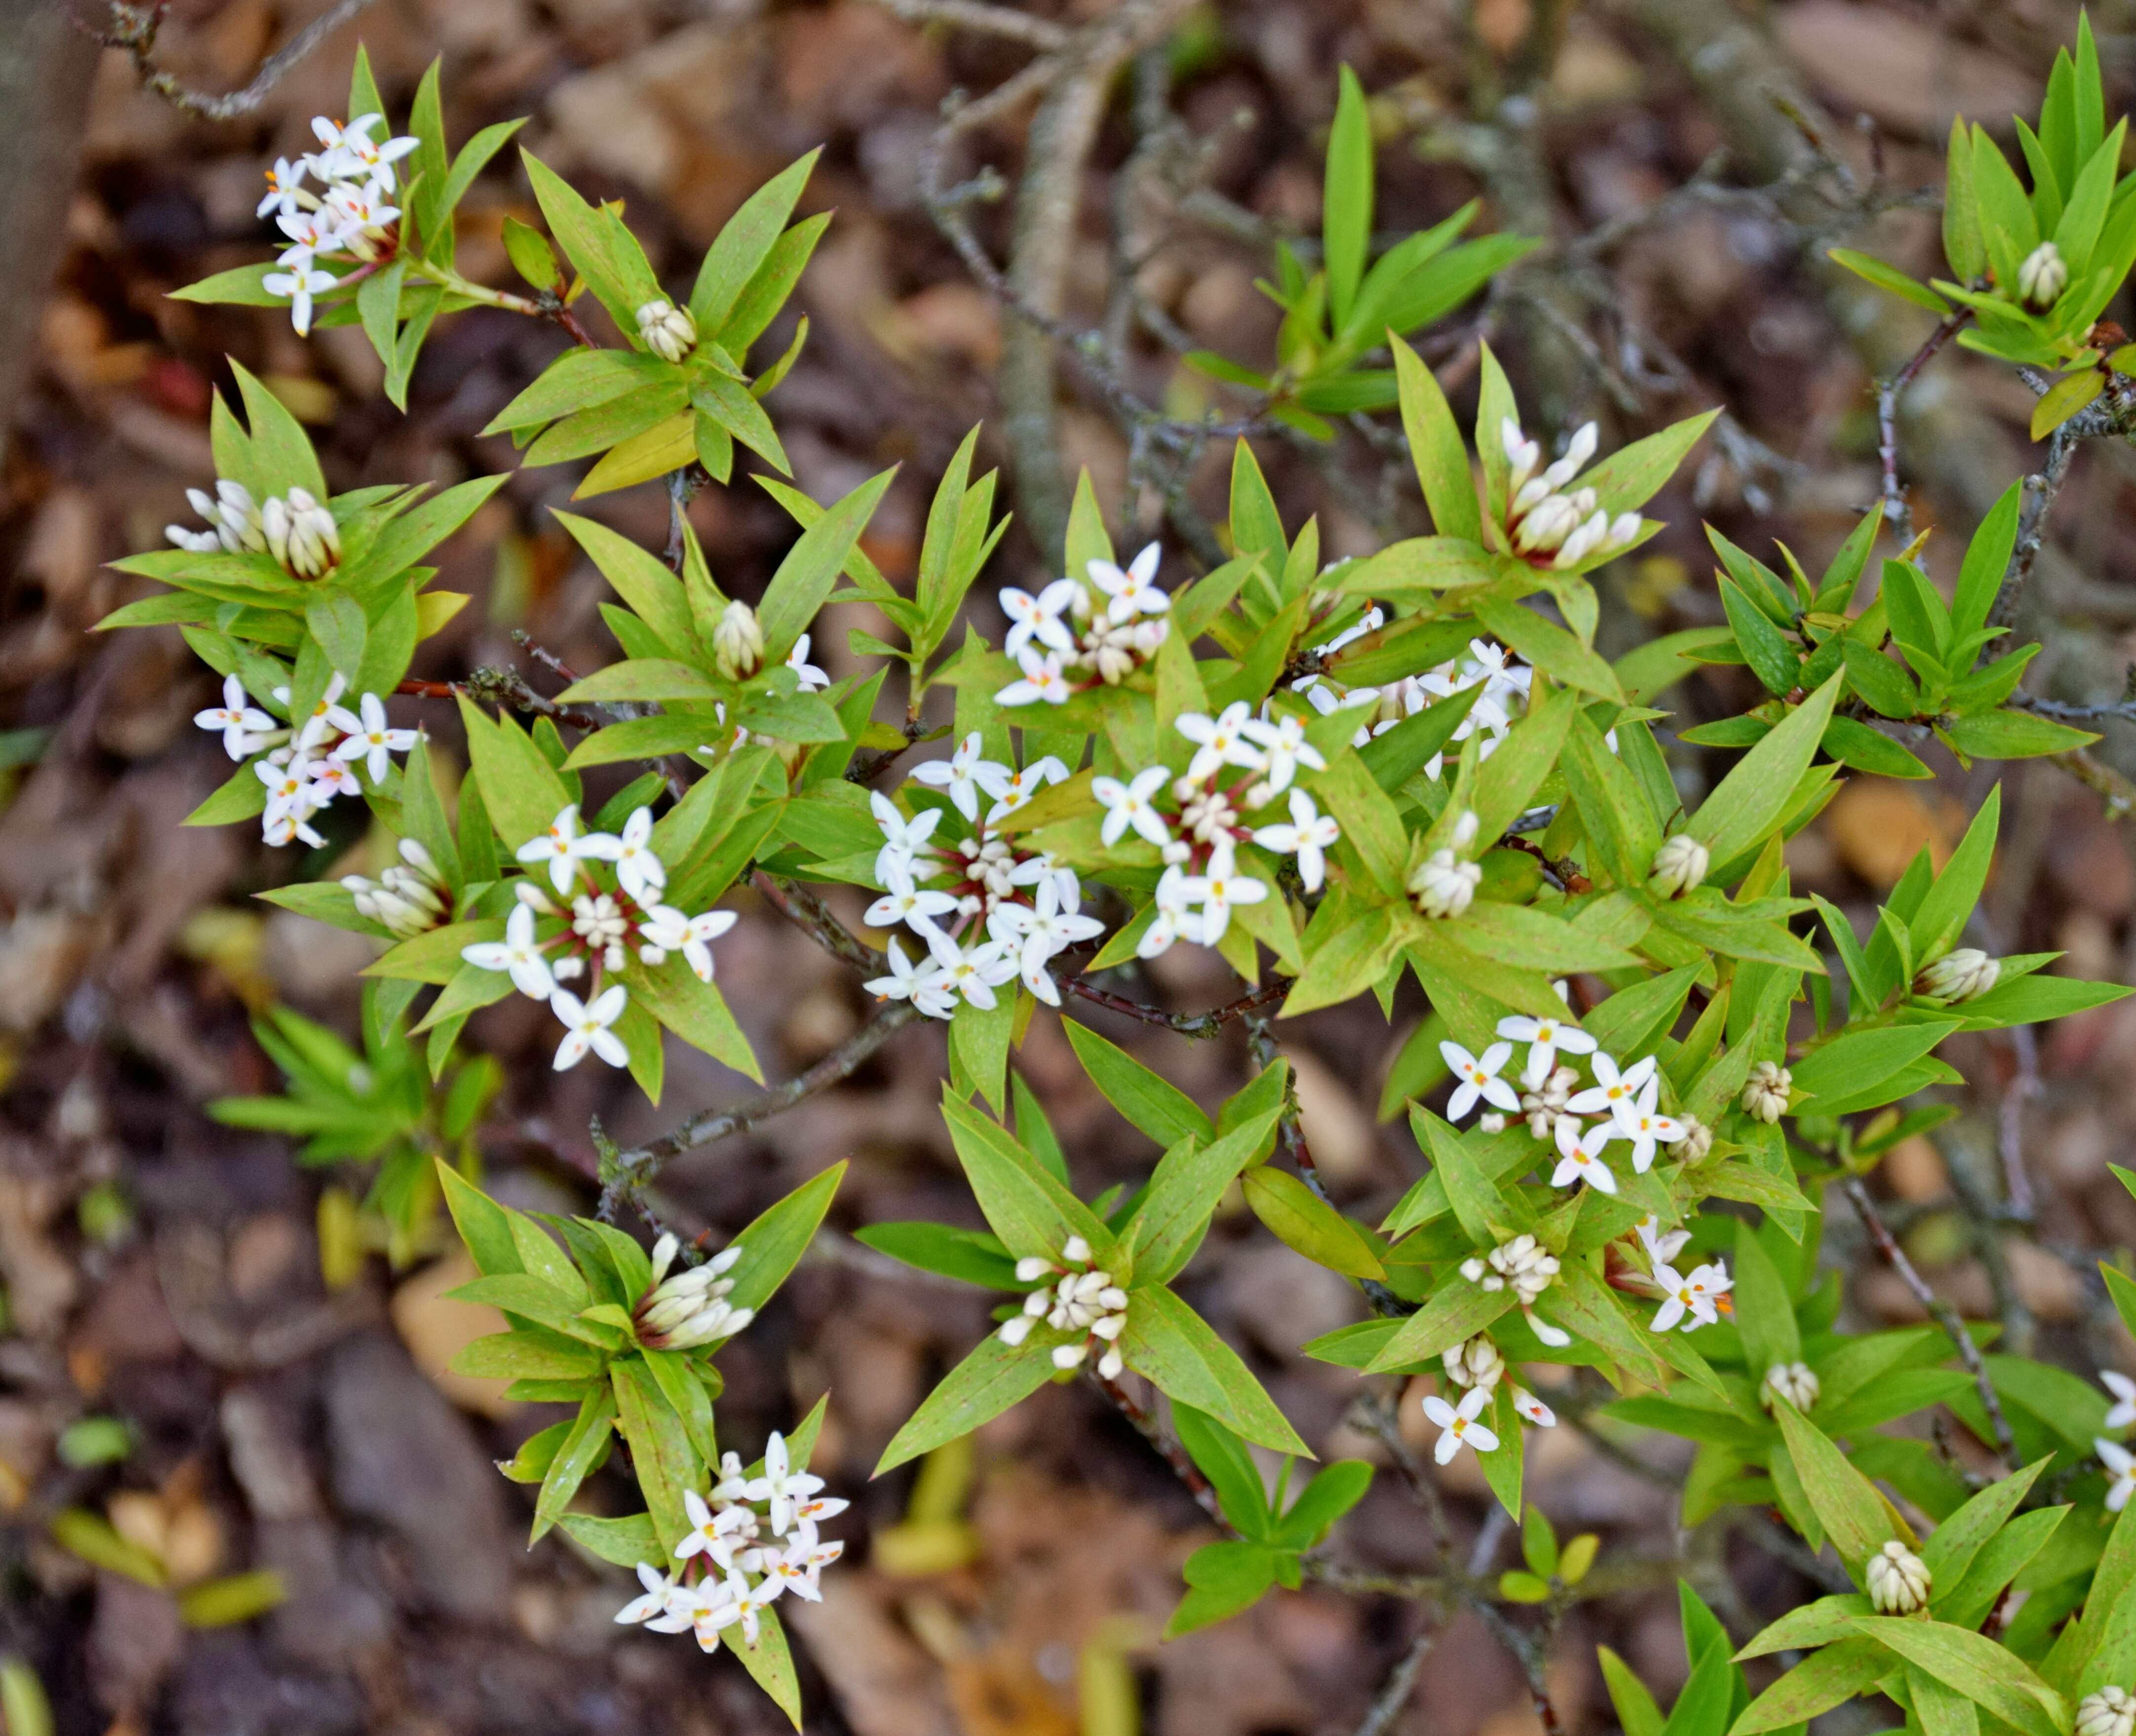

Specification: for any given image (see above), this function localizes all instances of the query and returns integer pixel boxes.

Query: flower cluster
[1459,1234,1570,1347]
[1864,1539,1932,1615]
[343,838,451,938]
[168,477,341,578]
[194,671,421,848]
[257,114,420,333]
[994,544,1173,706]
[1410,809,1484,919]
[1760,1361,1820,1413]
[1420,1331,1556,1464]
[616,1431,846,1651]
[1441,1006,1692,1198]
[1498,420,1643,568]
[634,1235,753,1350]
[996,1235,1128,1378]
[1295,633,1530,770]
[460,803,738,1070]
[861,734,1101,1016]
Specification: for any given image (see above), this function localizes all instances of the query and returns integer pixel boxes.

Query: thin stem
[110,0,378,120]
[1354,1630,1437,1736]
[1063,975,1286,1038]
[871,0,1069,50]
[1094,1372,1230,1528]
[1876,310,1970,539]
[1988,420,2079,634]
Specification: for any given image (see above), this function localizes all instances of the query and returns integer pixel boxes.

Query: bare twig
[1095,1371,1230,1528]
[1064,976,1287,1038]
[873,0,1068,50]
[752,872,885,976]
[106,0,378,120]
[1354,1629,1437,1736]
[1843,1176,2015,1464]
[1989,420,2080,632]
[1877,311,1971,538]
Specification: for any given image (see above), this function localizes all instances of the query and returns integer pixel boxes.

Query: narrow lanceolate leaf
[1771,1399,1898,1575]
[1728,1637,1893,1736]
[941,1092,1114,1267]
[1849,1618,2067,1736]
[1128,1109,1282,1287]
[874,1329,1065,1474]
[1688,672,1843,869]
[1119,1286,1313,1456]
[1391,332,1481,542]
[1363,1281,1515,1373]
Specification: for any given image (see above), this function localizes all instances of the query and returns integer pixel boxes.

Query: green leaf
[874,1329,1062,1474]
[1363,1280,1515,1373]
[1166,1540,1283,1637]
[1910,1664,1984,1736]
[1316,746,1411,895]
[1128,1110,1281,1286]
[1719,578,1801,698]
[1062,1019,1213,1148]
[1118,1286,1312,1455]
[611,1356,704,1554]
[755,468,895,661]
[532,1386,617,1544]
[1728,1637,1891,1735]
[691,150,821,336]
[1829,248,1953,313]
[2031,370,2104,440]
[1771,1400,1895,1576]
[1573,408,1721,516]
[1735,1593,1875,1659]
[556,1510,662,1569]
[1919,1454,2051,1601]
[728,1607,804,1729]
[1849,1618,2066,1736]
[942,1093,1113,1267]
[1391,333,1481,541]
[1731,1219,1800,1372]
[1174,1404,1272,1537]
[853,1221,1019,1289]
[1688,673,1842,869]
[1472,596,1623,700]
[1599,1647,1667,1736]
[722,1162,845,1318]
[1242,1168,1386,1280]
[1941,709,2098,760]
[1323,67,1373,329]
[456,697,572,852]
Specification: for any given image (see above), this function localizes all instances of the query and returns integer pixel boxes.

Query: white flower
[1176,703,1263,785]
[516,804,622,895]
[712,599,764,680]
[865,859,959,937]
[863,935,958,1020]
[1240,713,1325,794]
[1421,1385,1500,1463]
[1864,1540,1932,1615]
[1000,578,1081,658]
[927,933,1017,1009]
[1550,1118,1619,1194]
[1178,840,1267,946]
[1762,1362,1820,1413]
[261,487,339,576]
[643,905,739,983]
[1742,1060,1792,1124]
[911,732,994,822]
[311,113,418,187]
[1138,865,1196,959]
[996,646,1074,707]
[743,1433,824,1536]
[1495,1013,1597,1087]
[1634,1214,1690,1268]
[1567,1053,1657,1124]
[323,691,418,784]
[1616,1079,1686,1174]
[636,297,698,363]
[983,755,1068,823]
[462,904,557,1000]
[604,807,665,904]
[256,157,310,222]
[1005,881,1103,1006]
[1648,833,1709,898]
[1094,766,1172,849]
[2077,1688,2136,1736]
[2102,1438,2136,1513]
[2104,1371,2136,1432]
[1410,848,1480,919]
[1512,1388,1556,1427]
[616,1562,698,1633]
[194,674,276,761]
[1649,1260,1731,1332]
[1915,949,2001,1003]
[870,790,942,884]
[551,983,629,1071]
[1441,1041,1520,1121]
[785,633,830,692]
[263,263,340,335]
[322,180,398,239]
[1088,542,1168,624]
[1252,788,1340,892]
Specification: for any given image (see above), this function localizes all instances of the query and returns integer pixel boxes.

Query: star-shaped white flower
[1496,1012,1597,1086]
[1005,881,1103,1006]
[1089,543,1169,624]
[311,113,418,186]
[615,1562,696,1633]
[550,983,629,1070]
[863,934,959,1020]
[2104,1371,2136,1432]
[1441,1041,1520,1121]
[325,690,418,784]
[1550,1117,1619,1194]
[1251,788,1340,892]
[1421,1385,1500,1463]
[1137,865,1195,959]
[1617,1080,1685,1174]
[743,1432,824,1536]
[786,633,830,692]
[1566,1052,1656,1123]
[643,905,738,983]
[865,859,959,938]
[870,790,942,885]
[983,755,1069,824]
[1176,702,1265,785]
[1000,578,1081,658]
[996,646,1073,707]
[605,807,667,904]
[927,934,1017,1009]
[1240,713,1325,794]
[195,674,276,761]
[1177,840,1267,946]
[516,804,623,895]
[1649,1261,1730,1332]
[2100,1438,2136,1512]
[257,157,311,222]
[1094,765,1172,849]
[910,732,994,822]
[461,903,556,1000]
[262,263,340,336]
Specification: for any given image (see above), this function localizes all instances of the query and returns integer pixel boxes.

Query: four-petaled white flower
[999,880,1104,1006]
[644,905,739,983]
[1176,702,1264,785]
[1094,766,1172,848]
[1635,1214,1691,1268]
[262,263,339,335]
[517,803,621,894]
[194,674,276,760]
[550,983,629,1071]
[786,633,830,692]
[1550,1117,1619,1194]
[2104,1371,2136,1432]
[1179,841,1268,945]
[982,755,1068,823]
[911,732,992,821]
[1566,1052,1656,1122]
[1617,1079,1685,1173]
[865,859,959,938]
[928,933,1017,1009]
[870,790,942,883]
[1441,1041,1520,1121]
[863,935,959,1020]
[1649,1261,1731,1332]
[604,806,665,904]
[2099,1437,2136,1512]
[324,690,419,784]
[1240,713,1325,794]
[1001,578,1082,657]
[614,1563,697,1633]
[1421,1384,1500,1462]
[312,113,418,185]
[461,903,556,1000]
[1496,1012,1597,1086]
[743,1433,824,1536]
[1251,789,1340,892]
[1139,865,1196,958]
[1088,543,1169,623]
[997,647,1075,707]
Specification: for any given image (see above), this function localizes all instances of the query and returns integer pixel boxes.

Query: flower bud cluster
[1409,810,1482,919]
[2017,241,2068,311]
[168,479,339,578]
[1442,1332,1507,1390]
[997,1235,1129,1379]
[635,1235,753,1349]
[1915,948,2001,1003]
[343,839,450,937]
[637,298,699,363]
[1647,833,1709,898]
[713,600,766,680]
[1461,1235,1560,1306]
[1760,1361,1820,1413]
[253,114,421,333]
[1742,1060,1792,1124]
[1500,419,1643,569]
[1864,1540,1931,1615]
[2077,1688,2136,1736]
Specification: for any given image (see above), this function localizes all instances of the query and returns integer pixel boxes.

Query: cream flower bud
[712,599,765,679]
[1410,848,1481,919]
[636,297,698,362]
[2017,241,2067,311]
[1761,1361,1820,1413]
[1915,948,2000,1003]
[1648,833,1709,898]
[1444,1333,1506,1391]
[1513,493,1581,555]
[1742,1061,1792,1124]
[1864,1540,1931,1615]
[1671,1115,1713,1162]
[2076,1687,2136,1736]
